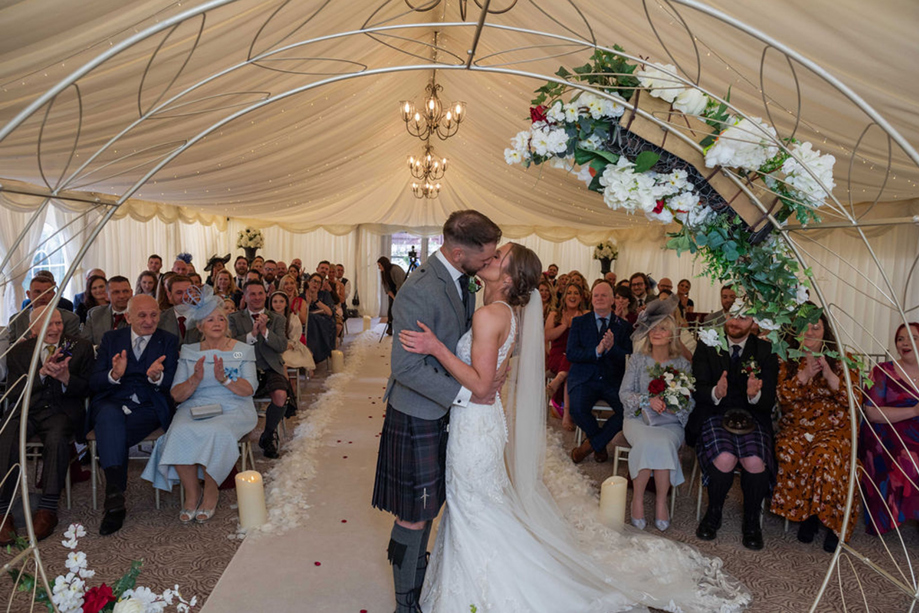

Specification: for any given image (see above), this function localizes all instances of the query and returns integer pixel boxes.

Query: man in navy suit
[89,294,178,535]
[566,281,633,463]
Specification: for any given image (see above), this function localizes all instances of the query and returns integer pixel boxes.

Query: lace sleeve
[619,353,647,418]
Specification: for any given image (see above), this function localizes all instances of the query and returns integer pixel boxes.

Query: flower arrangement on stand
[236,227,264,262]
[505,46,846,366]
[7,524,196,613]
[592,240,618,274]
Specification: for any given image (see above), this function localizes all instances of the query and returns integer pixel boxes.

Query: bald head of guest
[126,295,160,335]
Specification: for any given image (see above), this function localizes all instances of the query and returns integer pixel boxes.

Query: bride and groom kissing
[371,209,751,613]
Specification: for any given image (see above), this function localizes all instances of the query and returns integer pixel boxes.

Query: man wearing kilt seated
[688,313,778,550]
[228,280,289,459]
[372,210,502,613]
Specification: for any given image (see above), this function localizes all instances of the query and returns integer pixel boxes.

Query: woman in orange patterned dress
[770,311,861,553]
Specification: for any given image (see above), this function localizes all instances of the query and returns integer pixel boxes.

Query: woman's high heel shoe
[195,507,216,524]
[630,517,647,530]
[180,492,203,524]
[655,518,670,532]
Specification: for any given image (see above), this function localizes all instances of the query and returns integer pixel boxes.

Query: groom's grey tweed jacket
[383,253,476,420]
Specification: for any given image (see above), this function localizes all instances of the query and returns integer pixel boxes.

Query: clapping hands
[146,355,167,382]
[713,370,728,400]
[252,313,268,336]
[40,349,71,385]
[597,329,615,354]
[747,372,763,399]
[111,350,128,381]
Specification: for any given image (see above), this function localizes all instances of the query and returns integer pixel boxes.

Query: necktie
[177,316,187,339]
[731,344,742,363]
[44,344,56,364]
[598,317,609,338]
[459,275,470,310]
[134,336,146,360]
[113,312,125,329]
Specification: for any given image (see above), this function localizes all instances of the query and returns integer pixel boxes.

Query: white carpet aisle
[203,330,404,612]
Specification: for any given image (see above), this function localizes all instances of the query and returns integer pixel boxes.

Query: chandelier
[412,181,441,199]
[400,81,466,141]
[408,142,447,199]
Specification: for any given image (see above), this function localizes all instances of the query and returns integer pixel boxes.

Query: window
[390,232,422,273]
[21,222,68,295]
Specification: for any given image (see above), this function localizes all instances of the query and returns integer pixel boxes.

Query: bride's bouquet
[640,363,695,426]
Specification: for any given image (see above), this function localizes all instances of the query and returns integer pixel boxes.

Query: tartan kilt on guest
[697,415,776,488]
[372,404,449,523]
[255,368,291,397]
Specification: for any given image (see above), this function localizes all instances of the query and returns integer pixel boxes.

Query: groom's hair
[442,210,502,250]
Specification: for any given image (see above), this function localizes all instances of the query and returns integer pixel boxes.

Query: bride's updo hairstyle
[504,243,542,307]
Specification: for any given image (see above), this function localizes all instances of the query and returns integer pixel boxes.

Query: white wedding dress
[420,299,752,613]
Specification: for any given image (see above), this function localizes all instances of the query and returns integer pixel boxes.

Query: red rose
[648,379,666,395]
[653,199,666,215]
[530,105,548,123]
[82,584,115,613]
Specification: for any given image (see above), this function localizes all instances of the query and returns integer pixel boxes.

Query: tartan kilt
[255,369,291,396]
[372,404,449,522]
[697,415,776,488]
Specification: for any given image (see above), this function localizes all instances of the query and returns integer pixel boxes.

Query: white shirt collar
[434,249,464,284]
[729,335,750,353]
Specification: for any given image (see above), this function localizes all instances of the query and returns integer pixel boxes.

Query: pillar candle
[235,470,268,531]
[599,475,627,531]
[362,315,372,331]
[331,349,344,373]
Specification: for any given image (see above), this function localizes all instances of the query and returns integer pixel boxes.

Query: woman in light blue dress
[142,293,258,522]
[620,298,695,532]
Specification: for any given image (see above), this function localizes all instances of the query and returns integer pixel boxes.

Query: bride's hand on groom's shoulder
[399,321,442,357]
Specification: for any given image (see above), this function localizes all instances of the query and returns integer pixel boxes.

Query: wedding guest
[771,311,860,552]
[189,273,203,288]
[135,271,158,297]
[279,274,307,330]
[251,256,265,275]
[555,273,570,302]
[656,278,674,295]
[677,279,695,315]
[75,274,109,324]
[0,307,94,544]
[327,263,346,306]
[214,269,242,306]
[147,254,163,279]
[203,254,230,287]
[629,273,654,310]
[336,264,352,304]
[305,272,336,364]
[620,300,694,532]
[378,257,406,335]
[233,256,249,289]
[158,275,200,345]
[538,279,555,321]
[690,313,778,550]
[155,272,177,311]
[604,271,617,286]
[276,261,289,281]
[73,268,105,310]
[704,285,736,326]
[859,322,919,536]
[6,275,80,344]
[546,283,588,431]
[228,281,289,459]
[614,284,638,325]
[82,276,132,346]
[89,294,178,535]
[141,295,257,523]
[263,260,278,292]
[269,291,315,372]
[223,298,237,314]
[546,263,559,283]
[20,270,75,312]
[172,254,191,276]
[567,281,633,464]
[238,270,263,311]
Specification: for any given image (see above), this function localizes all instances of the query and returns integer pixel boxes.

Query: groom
[372,210,502,613]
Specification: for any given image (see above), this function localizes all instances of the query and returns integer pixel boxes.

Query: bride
[400,242,751,613]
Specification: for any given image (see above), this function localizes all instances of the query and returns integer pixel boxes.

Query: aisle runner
[203,333,397,612]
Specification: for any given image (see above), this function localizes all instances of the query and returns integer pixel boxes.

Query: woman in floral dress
[859,322,919,536]
[770,312,860,552]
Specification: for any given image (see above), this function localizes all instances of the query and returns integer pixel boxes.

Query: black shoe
[259,431,280,459]
[99,508,126,536]
[823,529,839,553]
[284,399,298,419]
[695,509,722,541]
[797,515,820,544]
[741,521,764,550]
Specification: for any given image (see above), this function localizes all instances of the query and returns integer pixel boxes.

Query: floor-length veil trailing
[500,289,752,612]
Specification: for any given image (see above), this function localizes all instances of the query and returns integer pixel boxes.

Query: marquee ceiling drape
[0,0,915,232]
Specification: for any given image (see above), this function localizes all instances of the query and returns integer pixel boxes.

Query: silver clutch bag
[190,404,223,420]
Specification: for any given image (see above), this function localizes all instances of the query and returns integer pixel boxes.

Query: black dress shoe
[742,523,764,550]
[259,431,280,459]
[99,508,126,536]
[797,515,820,543]
[695,509,722,541]
[823,529,839,553]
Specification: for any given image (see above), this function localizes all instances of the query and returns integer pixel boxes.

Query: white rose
[504,148,523,165]
[637,63,681,103]
[113,600,146,613]
[673,88,708,116]
[755,318,780,331]
[795,284,809,305]
[698,328,721,348]
[730,297,746,315]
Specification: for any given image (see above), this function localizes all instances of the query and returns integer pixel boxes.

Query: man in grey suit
[6,275,80,345]
[157,275,201,345]
[81,276,132,346]
[228,280,288,458]
[372,210,502,613]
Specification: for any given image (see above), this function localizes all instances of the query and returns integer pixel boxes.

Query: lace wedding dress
[420,298,752,613]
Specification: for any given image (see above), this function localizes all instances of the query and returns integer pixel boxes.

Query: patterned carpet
[3,332,917,611]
